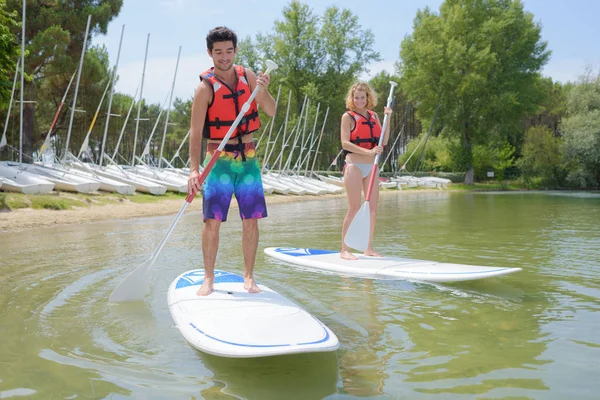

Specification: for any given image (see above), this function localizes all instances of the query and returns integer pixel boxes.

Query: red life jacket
[199,65,260,140]
[346,110,381,153]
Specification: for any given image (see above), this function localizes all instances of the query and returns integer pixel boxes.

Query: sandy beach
[0,191,354,232]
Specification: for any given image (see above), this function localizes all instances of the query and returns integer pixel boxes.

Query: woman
[340,82,392,260]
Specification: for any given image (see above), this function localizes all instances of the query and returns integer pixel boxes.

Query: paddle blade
[344,201,370,252]
[109,258,154,303]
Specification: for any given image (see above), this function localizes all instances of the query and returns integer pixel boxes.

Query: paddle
[109,60,279,303]
[344,81,397,252]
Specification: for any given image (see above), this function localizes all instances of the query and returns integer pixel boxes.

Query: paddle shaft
[365,82,397,201]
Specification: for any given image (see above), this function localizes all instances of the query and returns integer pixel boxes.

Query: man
[188,26,276,296]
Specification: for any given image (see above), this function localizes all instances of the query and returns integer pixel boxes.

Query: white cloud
[542,58,600,83]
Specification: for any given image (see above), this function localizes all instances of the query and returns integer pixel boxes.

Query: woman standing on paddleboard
[340,82,392,260]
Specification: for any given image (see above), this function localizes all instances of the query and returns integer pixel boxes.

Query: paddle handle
[185,60,278,204]
[365,81,397,201]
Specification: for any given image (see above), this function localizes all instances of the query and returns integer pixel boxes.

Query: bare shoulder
[193,80,212,105]
[340,112,354,133]
[244,67,258,89]
[341,112,353,124]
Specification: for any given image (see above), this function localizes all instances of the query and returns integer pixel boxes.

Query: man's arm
[188,81,210,194]
[246,68,276,117]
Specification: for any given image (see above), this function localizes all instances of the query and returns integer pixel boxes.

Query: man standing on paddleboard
[188,26,276,296]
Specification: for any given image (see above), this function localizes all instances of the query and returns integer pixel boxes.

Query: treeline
[0,0,598,188]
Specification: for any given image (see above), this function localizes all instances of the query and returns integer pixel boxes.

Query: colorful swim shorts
[202,142,268,222]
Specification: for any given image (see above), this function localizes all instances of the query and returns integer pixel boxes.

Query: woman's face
[353,90,367,110]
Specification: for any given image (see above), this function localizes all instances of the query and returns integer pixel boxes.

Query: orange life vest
[199,65,260,140]
[346,110,381,153]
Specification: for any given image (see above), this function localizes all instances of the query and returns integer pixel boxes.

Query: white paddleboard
[264,247,522,283]
[168,269,339,358]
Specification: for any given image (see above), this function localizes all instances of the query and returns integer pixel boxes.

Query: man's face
[208,41,236,72]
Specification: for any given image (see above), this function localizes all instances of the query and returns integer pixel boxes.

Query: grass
[0,190,187,211]
[127,191,187,204]
[449,180,523,191]
[0,179,531,212]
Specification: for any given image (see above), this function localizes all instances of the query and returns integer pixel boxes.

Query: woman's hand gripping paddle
[344,81,397,252]
[108,60,279,303]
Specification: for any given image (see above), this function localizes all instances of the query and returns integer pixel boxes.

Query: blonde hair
[345,82,377,110]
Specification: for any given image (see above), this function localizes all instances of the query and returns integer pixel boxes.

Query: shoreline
[1,186,520,233]
[0,191,354,232]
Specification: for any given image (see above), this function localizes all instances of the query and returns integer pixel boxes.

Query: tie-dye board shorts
[202,142,268,222]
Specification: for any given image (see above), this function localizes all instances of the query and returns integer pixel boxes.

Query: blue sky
[94,0,600,104]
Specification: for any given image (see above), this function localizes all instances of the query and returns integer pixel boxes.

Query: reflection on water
[1,191,599,398]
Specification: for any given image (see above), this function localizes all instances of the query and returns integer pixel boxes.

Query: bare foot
[340,250,358,260]
[364,249,383,257]
[244,277,261,294]
[196,277,214,296]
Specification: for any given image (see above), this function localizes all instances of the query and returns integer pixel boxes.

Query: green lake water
[1,190,599,399]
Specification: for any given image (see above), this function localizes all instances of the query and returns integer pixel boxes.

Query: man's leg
[242,218,260,293]
[234,151,267,293]
[197,219,221,296]
[198,153,233,296]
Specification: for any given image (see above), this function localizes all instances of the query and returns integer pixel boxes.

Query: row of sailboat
[0,8,446,199]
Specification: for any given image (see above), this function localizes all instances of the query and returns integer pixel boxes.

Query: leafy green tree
[264,1,322,113]
[4,0,123,157]
[317,6,380,110]
[235,1,380,171]
[236,36,263,74]
[517,125,565,187]
[524,77,566,135]
[560,69,600,188]
[0,0,19,111]
[397,0,550,183]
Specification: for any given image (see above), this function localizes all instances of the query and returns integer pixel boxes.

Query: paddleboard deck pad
[264,247,522,283]
[168,269,339,358]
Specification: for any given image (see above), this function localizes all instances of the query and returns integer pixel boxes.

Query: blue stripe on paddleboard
[176,270,244,289]
[189,317,331,348]
[399,268,517,275]
[274,247,336,257]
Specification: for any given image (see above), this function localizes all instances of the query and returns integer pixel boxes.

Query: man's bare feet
[364,249,383,257]
[340,250,358,260]
[244,277,261,294]
[196,277,214,296]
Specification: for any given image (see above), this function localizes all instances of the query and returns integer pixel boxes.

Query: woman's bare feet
[364,249,383,257]
[196,276,214,296]
[244,277,261,293]
[340,249,358,260]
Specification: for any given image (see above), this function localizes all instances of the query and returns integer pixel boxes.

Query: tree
[397,0,550,184]
[236,36,264,74]
[517,126,565,187]
[236,1,380,171]
[0,0,19,111]
[317,6,380,112]
[265,0,322,113]
[4,0,123,158]
[560,69,600,188]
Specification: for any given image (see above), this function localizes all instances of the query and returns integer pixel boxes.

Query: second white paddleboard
[264,247,521,283]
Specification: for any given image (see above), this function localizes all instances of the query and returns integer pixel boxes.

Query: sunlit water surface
[1,190,599,399]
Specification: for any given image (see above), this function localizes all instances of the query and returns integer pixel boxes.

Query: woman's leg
[341,164,363,260]
[363,169,382,257]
